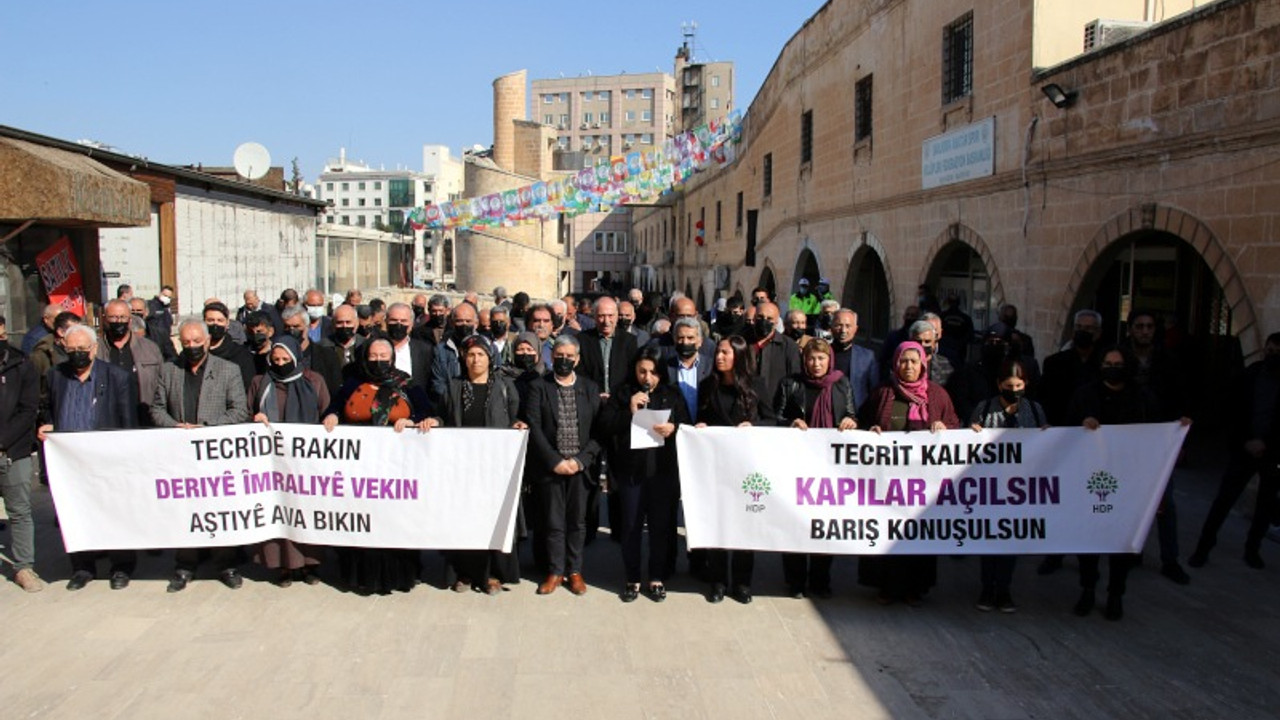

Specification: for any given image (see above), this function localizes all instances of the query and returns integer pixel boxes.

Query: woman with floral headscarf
[859,340,960,605]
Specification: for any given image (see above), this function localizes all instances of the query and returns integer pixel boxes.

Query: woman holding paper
[600,346,692,603]
[322,338,435,594]
[862,340,960,606]
[439,334,526,595]
[968,358,1048,613]
[774,338,858,599]
[247,335,330,586]
[696,335,774,604]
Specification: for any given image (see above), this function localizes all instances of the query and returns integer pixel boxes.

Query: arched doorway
[1069,230,1237,426]
[758,266,776,302]
[842,246,891,348]
[924,241,994,330]
[793,248,820,294]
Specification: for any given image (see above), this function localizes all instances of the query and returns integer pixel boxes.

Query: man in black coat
[574,296,638,543]
[146,285,177,361]
[0,317,43,592]
[204,302,256,391]
[38,324,139,590]
[524,335,603,596]
[282,305,343,398]
[748,302,800,417]
[1190,332,1280,570]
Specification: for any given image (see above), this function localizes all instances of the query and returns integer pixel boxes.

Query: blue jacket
[45,360,138,431]
[843,344,880,413]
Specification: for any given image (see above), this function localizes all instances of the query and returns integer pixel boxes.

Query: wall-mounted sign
[922,116,995,190]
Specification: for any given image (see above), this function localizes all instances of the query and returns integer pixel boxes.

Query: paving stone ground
[1,440,1277,719]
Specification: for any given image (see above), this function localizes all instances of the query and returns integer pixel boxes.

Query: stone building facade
[634,0,1278,369]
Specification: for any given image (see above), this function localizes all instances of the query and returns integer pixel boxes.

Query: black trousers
[616,475,680,583]
[1078,553,1137,596]
[533,472,591,576]
[1195,450,1280,555]
[782,553,833,592]
[70,550,136,575]
[980,556,1017,590]
[706,549,754,588]
[175,546,238,574]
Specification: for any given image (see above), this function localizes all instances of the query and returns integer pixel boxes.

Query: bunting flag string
[407,110,744,232]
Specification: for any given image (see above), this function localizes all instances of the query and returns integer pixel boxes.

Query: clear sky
[3,0,824,182]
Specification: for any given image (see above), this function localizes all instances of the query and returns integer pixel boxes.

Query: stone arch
[1061,203,1260,357]
[757,263,777,301]
[842,231,895,344]
[919,223,1005,311]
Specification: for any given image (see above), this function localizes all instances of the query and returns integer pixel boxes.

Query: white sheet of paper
[630,409,672,450]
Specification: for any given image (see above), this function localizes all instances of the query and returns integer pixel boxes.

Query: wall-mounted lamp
[1041,83,1077,109]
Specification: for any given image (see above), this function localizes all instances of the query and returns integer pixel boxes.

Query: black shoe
[995,589,1017,614]
[109,571,130,590]
[708,583,726,604]
[976,587,996,612]
[167,570,193,593]
[65,571,93,591]
[648,583,667,602]
[1244,551,1265,569]
[219,569,243,590]
[1073,590,1095,617]
[1037,557,1062,576]
[1161,562,1191,585]
[1104,594,1124,621]
[620,584,640,603]
[733,585,753,604]
[1187,550,1208,568]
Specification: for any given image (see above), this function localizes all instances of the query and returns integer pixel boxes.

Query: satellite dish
[233,142,271,180]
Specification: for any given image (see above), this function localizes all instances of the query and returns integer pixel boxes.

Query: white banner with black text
[45,425,527,553]
[677,423,1188,554]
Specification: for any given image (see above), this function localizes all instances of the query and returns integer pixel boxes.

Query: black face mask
[999,388,1024,404]
[753,317,773,338]
[452,325,475,346]
[207,324,227,343]
[67,350,92,371]
[1100,366,1126,385]
[514,353,537,371]
[183,346,206,366]
[818,314,833,329]
[105,321,130,341]
[490,321,508,338]
[675,342,699,360]
[412,306,425,320]
[385,323,410,342]
[552,357,575,378]
[785,327,805,341]
[921,344,936,358]
[249,331,271,350]
[269,361,296,380]
[551,314,565,329]
[1073,330,1095,350]
[332,327,355,344]
[368,359,393,379]
[287,328,305,342]
[427,315,445,329]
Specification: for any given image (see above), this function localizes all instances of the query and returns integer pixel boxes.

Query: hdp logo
[742,472,772,502]
[1086,470,1119,502]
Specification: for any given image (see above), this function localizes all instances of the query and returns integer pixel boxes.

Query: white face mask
[305,305,325,320]
[159,295,171,306]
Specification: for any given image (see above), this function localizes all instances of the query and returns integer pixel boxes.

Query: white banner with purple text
[45,425,527,553]
[677,423,1188,554]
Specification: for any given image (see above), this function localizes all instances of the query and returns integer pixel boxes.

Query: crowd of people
[0,278,1275,623]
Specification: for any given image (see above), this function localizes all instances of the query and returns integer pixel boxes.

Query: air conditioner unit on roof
[1083,19,1152,51]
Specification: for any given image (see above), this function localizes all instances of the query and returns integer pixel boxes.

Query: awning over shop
[0,137,150,227]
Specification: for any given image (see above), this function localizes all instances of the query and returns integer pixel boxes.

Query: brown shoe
[536,574,562,595]
[485,579,502,596]
[14,568,44,593]
[566,572,588,595]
